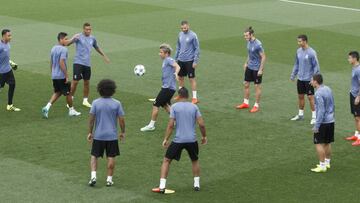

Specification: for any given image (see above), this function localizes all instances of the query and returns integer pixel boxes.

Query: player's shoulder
[308,47,317,55]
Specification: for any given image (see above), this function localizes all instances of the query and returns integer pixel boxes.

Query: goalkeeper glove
[9,60,18,70]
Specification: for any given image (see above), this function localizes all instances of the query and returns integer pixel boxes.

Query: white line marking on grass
[279,0,360,12]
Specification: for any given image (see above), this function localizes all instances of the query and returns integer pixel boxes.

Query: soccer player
[140,44,180,132]
[236,26,266,113]
[41,32,81,118]
[290,35,320,124]
[0,29,20,111]
[155,87,207,193]
[174,20,200,104]
[310,74,334,173]
[68,23,110,108]
[345,51,360,146]
[87,79,125,187]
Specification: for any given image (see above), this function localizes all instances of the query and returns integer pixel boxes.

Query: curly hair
[97,79,116,97]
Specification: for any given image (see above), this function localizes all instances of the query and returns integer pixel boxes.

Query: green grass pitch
[1,0,360,202]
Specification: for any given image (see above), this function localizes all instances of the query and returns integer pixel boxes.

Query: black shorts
[244,68,262,84]
[178,60,195,78]
[350,93,360,117]
[0,70,15,88]
[153,88,175,107]
[297,80,314,95]
[73,64,91,81]
[91,139,120,158]
[52,79,70,96]
[165,141,199,161]
[314,123,335,144]
[313,123,335,144]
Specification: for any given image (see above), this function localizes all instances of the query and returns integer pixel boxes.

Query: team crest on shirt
[305,54,309,59]
[186,37,190,42]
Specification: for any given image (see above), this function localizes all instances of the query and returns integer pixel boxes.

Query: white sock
[244,99,249,105]
[312,111,316,119]
[91,171,96,179]
[355,131,359,138]
[298,109,304,116]
[194,177,200,188]
[192,91,197,99]
[71,96,74,100]
[254,102,259,108]
[179,86,183,90]
[319,161,326,169]
[45,102,52,110]
[325,158,330,165]
[107,176,112,182]
[159,178,166,189]
[83,98,88,102]
[149,120,156,127]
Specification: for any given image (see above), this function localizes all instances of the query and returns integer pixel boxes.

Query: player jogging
[236,26,266,113]
[41,32,81,118]
[68,23,110,108]
[290,35,320,124]
[310,74,334,173]
[174,20,200,104]
[154,87,207,193]
[87,79,125,187]
[0,29,20,111]
[140,44,180,132]
[345,51,360,146]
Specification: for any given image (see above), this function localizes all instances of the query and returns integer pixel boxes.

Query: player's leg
[324,144,331,168]
[311,125,327,172]
[82,67,92,107]
[158,142,181,192]
[291,80,305,120]
[141,106,159,132]
[250,84,261,113]
[141,88,173,131]
[308,94,316,124]
[71,64,83,98]
[105,140,119,186]
[71,80,79,97]
[236,68,252,109]
[347,93,360,141]
[352,116,360,146]
[188,62,198,104]
[89,140,104,186]
[185,142,200,191]
[6,71,20,111]
[175,61,187,100]
[89,155,98,186]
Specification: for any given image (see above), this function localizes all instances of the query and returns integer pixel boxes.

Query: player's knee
[163,157,171,164]
[244,82,250,88]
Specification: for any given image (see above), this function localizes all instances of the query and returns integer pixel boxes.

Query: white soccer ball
[134,64,146,76]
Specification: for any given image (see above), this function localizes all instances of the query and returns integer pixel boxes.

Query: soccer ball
[134,64,146,76]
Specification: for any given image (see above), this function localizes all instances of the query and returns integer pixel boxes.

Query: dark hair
[297,34,308,42]
[2,29,10,36]
[83,22,91,28]
[349,51,360,61]
[181,20,189,25]
[312,74,323,85]
[97,79,116,97]
[57,32,68,41]
[244,26,254,35]
[178,87,189,99]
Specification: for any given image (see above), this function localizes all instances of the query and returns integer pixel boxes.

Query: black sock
[8,83,15,105]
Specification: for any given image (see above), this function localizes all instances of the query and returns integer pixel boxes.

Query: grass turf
[0,0,360,202]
